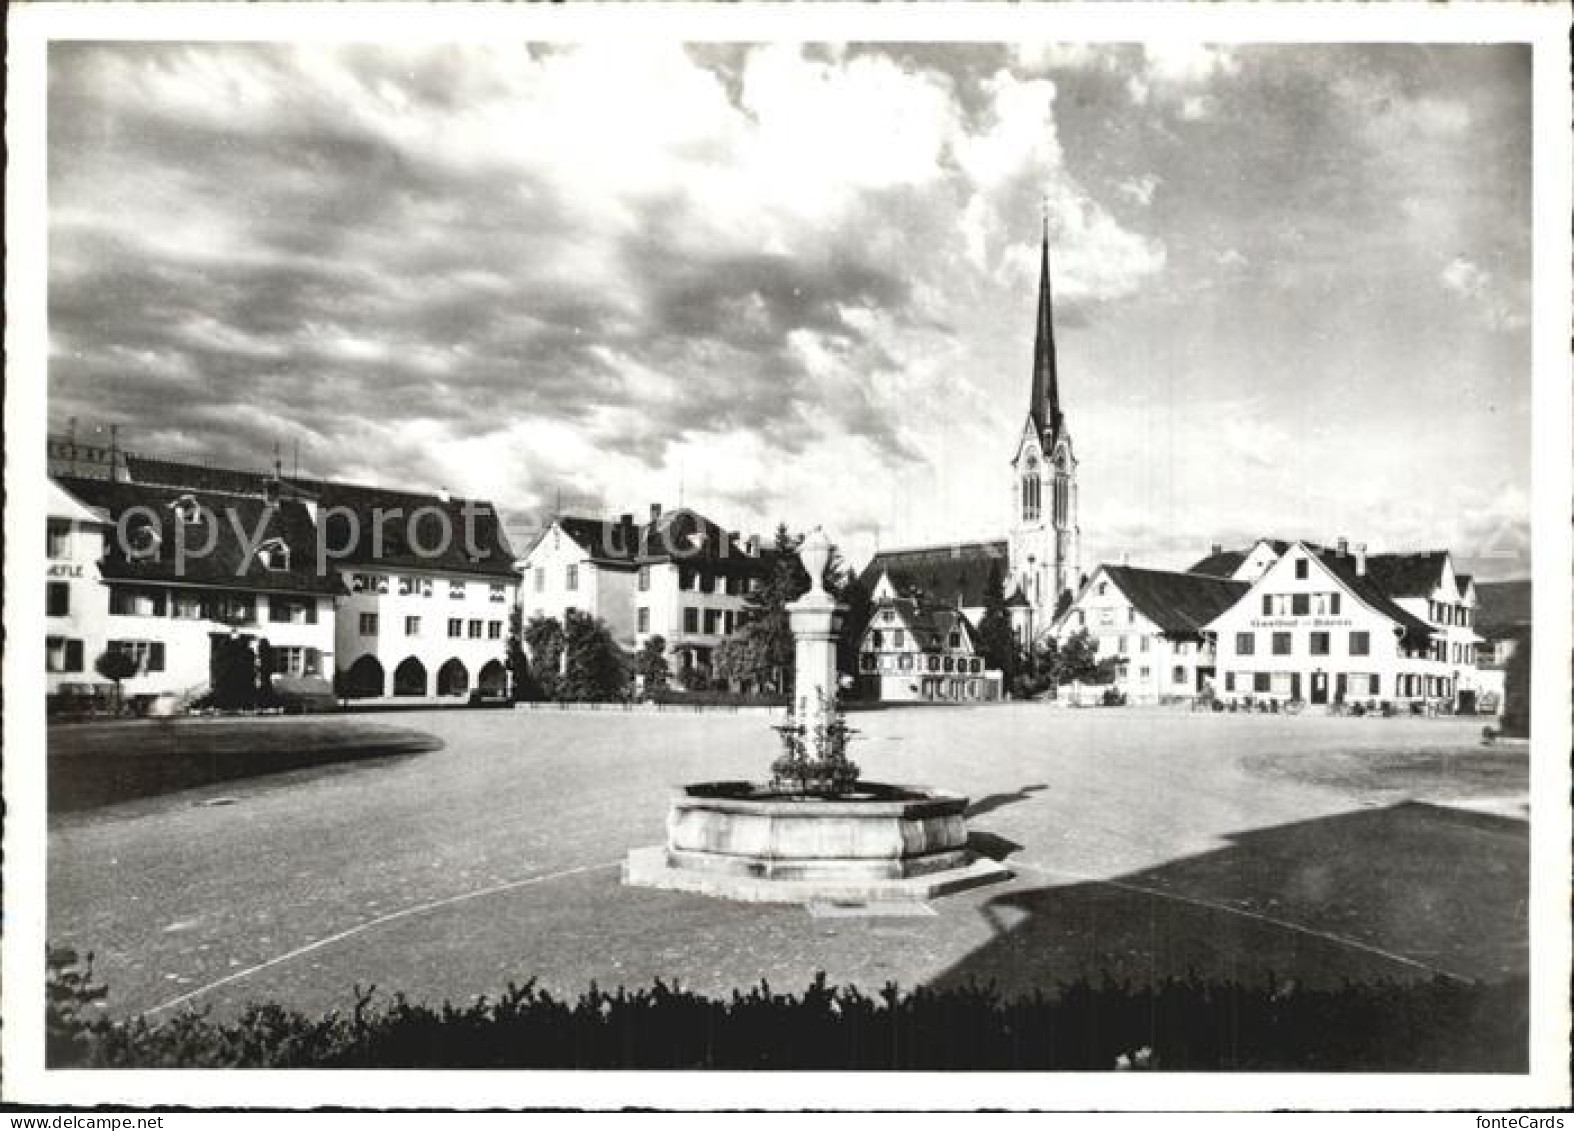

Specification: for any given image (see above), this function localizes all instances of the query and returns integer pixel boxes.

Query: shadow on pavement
[966,783,1049,820]
[48,718,445,812]
[935,801,1529,1066]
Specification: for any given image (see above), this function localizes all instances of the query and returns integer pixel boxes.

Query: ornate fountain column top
[797,526,833,600]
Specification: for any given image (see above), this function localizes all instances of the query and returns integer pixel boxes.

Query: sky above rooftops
[47,40,1532,579]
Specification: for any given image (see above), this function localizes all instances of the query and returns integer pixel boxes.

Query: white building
[53,474,342,709]
[1203,540,1478,710]
[101,453,519,704]
[855,573,1002,702]
[45,480,113,701]
[1051,564,1248,703]
[517,504,779,682]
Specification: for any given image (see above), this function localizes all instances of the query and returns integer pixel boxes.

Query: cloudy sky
[47,40,1532,578]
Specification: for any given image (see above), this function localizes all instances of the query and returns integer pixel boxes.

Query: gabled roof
[57,476,346,597]
[532,508,780,576]
[1186,549,1247,578]
[1099,565,1251,640]
[554,515,641,566]
[1360,551,1451,598]
[121,453,517,579]
[49,479,112,526]
[1187,539,1319,578]
[859,540,1008,611]
[1311,548,1437,646]
[874,595,978,654]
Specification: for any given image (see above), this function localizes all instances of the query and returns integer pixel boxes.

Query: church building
[861,218,1081,647]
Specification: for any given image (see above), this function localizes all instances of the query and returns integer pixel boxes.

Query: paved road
[47,706,1528,1019]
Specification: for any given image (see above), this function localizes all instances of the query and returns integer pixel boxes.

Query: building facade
[1204,541,1477,709]
[517,504,779,681]
[54,451,520,706]
[52,474,343,708]
[45,480,113,700]
[1051,564,1249,703]
[855,573,1002,702]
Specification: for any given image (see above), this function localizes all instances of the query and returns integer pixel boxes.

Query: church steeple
[1028,213,1062,442]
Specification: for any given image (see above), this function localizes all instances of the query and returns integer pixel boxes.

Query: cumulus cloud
[1116,174,1160,207]
[45,41,1529,576]
[48,41,1166,548]
[1125,43,1240,116]
[1440,256,1528,332]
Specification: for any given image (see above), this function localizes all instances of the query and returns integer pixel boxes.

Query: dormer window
[126,523,162,561]
[169,494,203,525]
[257,538,290,571]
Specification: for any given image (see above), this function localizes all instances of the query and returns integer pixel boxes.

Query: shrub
[45,950,1526,1071]
[647,688,790,708]
[771,691,860,795]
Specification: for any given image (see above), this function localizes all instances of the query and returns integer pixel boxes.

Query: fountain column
[787,528,845,740]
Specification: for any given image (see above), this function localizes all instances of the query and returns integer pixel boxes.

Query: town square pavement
[47,705,1528,1020]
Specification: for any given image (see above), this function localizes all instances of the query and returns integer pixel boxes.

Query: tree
[828,553,872,681]
[719,524,806,695]
[505,607,532,702]
[559,609,630,702]
[93,648,139,714]
[1055,628,1117,686]
[521,614,565,701]
[1501,626,1530,737]
[974,560,1018,689]
[256,638,278,706]
[634,635,671,695]
[207,636,259,709]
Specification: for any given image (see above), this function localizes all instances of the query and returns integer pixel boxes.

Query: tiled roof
[537,508,780,576]
[881,596,977,653]
[1474,579,1531,635]
[122,454,517,579]
[1313,549,1436,646]
[1360,551,1449,598]
[1187,539,1321,578]
[1101,566,1251,640]
[57,476,346,597]
[49,479,112,525]
[860,541,1008,610]
[1186,550,1247,578]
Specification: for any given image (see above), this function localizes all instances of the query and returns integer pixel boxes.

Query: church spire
[1029,210,1062,441]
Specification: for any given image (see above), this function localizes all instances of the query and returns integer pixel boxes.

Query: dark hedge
[48,948,1525,1071]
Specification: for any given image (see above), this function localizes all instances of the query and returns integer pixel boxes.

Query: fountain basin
[623,781,1011,903]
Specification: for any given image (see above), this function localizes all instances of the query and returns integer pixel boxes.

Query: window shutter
[1261,594,1271,615]
[150,642,166,672]
[305,647,321,676]
[1331,593,1341,615]
[307,600,318,624]
[66,639,84,672]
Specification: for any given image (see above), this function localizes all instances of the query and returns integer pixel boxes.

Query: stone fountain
[623,529,1010,903]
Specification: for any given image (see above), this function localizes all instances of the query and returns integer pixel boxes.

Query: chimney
[620,512,634,528]
[1120,550,1130,566]
[649,502,662,522]
[1354,542,1367,576]
[1210,542,1222,557]
[746,534,761,557]
[1336,537,1349,557]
